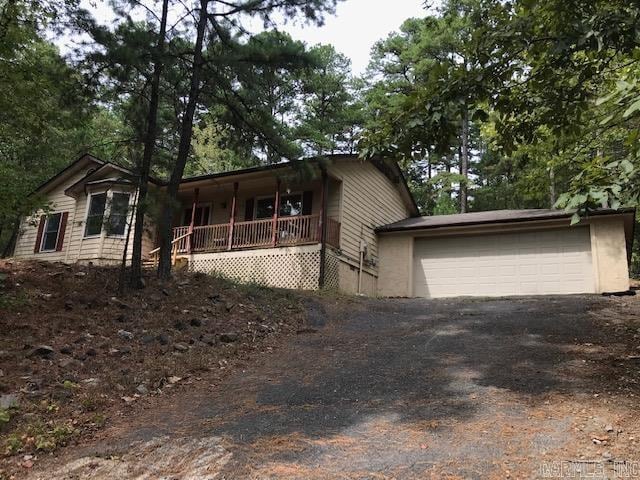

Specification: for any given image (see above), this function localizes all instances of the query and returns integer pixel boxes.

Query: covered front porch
[173,215,340,253]
[168,164,342,260]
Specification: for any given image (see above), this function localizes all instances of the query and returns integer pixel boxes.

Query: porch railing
[326,217,341,250]
[173,214,340,254]
[192,223,230,252]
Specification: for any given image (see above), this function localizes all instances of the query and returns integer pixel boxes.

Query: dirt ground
[6,286,640,479]
[0,260,305,479]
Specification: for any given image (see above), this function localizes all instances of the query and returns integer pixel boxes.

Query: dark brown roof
[377,208,636,233]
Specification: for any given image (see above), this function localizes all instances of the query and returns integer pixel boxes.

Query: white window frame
[83,188,134,239]
[254,192,303,220]
[83,191,108,239]
[39,212,63,253]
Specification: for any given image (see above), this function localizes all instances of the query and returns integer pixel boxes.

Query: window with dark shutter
[55,212,69,251]
[40,213,62,252]
[34,215,46,253]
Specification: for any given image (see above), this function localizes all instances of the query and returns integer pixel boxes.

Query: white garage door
[413,227,595,298]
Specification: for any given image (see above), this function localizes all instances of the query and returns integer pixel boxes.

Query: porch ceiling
[177,172,325,200]
[177,163,323,194]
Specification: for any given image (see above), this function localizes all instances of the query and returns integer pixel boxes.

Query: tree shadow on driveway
[185,295,634,477]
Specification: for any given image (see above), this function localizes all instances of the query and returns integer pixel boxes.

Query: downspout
[318,168,329,289]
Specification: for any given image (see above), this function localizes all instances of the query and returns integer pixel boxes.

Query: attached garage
[413,227,595,298]
[376,209,635,299]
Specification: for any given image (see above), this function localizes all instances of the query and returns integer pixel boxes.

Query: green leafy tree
[361,1,497,213]
[0,1,95,254]
[296,44,358,155]
[156,0,343,278]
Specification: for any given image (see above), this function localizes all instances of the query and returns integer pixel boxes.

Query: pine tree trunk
[1,218,19,258]
[157,0,208,279]
[130,0,169,288]
[549,167,556,207]
[460,108,469,213]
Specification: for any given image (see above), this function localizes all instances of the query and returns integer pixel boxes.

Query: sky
[67,0,427,75]
[278,0,427,74]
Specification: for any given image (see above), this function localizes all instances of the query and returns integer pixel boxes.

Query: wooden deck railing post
[317,173,325,242]
[169,215,337,253]
[187,187,199,254]
[271,179,280,247]
[228,182,238,250]
[319,169,329,288]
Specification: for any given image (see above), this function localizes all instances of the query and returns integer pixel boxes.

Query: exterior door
[183,205,211,226]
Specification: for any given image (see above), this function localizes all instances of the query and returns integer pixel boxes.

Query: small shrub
[0,408,10,426]
[0,291,27,309]
[4,434,23,454]
[79,396,98,412]
[29,422,75,452]
[62,380,78,390]
[90,413,107,427]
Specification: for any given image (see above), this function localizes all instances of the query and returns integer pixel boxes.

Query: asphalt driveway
[31,295,640,479]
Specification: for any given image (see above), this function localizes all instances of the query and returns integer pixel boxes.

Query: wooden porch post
[228,182,238,250]
[187,187,199,254]
[317,173,325,242]
[318,169,329,288]
[271,179,281,247]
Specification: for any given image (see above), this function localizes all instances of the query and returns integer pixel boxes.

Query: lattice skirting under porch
[188,245,322,290]
[323,248,340,290]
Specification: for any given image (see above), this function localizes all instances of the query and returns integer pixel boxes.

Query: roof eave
[376,208,636,233]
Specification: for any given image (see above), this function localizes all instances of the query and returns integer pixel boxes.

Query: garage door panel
[413,227,595,298]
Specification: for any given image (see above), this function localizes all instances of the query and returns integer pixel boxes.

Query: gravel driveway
[27,295,640,479]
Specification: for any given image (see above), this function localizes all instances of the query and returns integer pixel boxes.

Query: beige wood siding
[327,179,341,221]
[378,234,413,297]
[14,168,90,262]
[327,159,410,265]
[589,216,630,292]
[14,167,152,264]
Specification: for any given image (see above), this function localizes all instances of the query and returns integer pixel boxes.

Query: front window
[41,213,62,251]
[85,192,107,237]
[108,192,130,236]
[255,194,302,219]
[280,194,302,216]
[255,198,275,219]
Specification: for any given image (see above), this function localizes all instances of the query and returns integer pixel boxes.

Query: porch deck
[173,214,340,254]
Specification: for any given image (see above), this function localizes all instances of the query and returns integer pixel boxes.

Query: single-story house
[12,153,635,298]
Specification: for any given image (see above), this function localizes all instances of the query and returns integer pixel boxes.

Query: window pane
[89,193,106,215]
[256,198,274,219]
[280,194,302,216]
[112,193,130,214]
[45,213,61,233]
[108,193,130,236]
[85,193,106,236]
[42,213,61,251]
